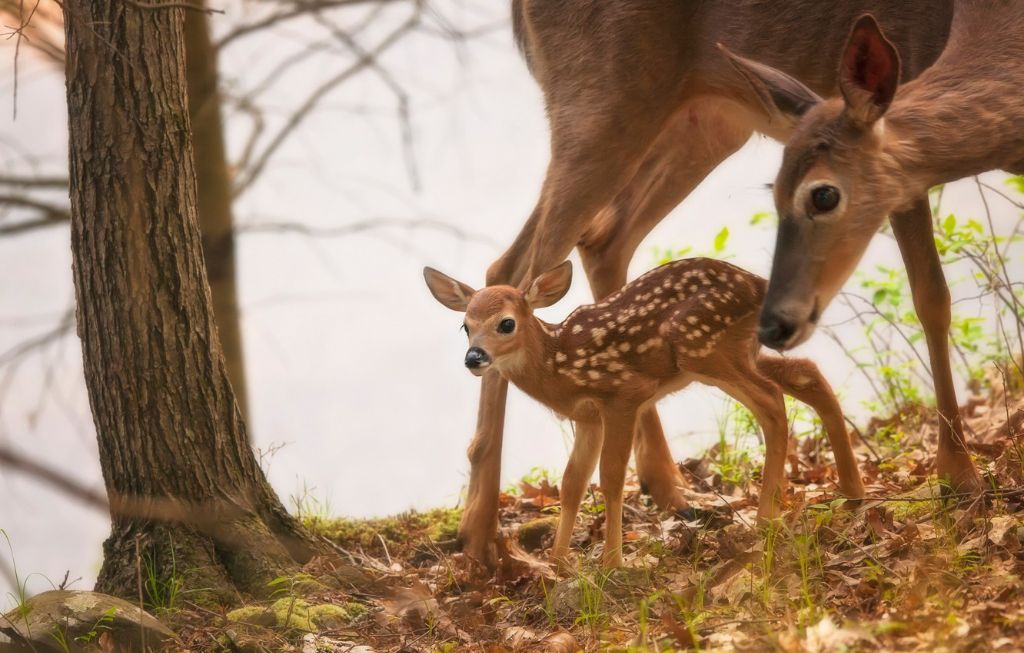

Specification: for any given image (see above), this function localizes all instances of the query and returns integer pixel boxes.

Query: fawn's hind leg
[756,355,865,500]
[700,367,790,520]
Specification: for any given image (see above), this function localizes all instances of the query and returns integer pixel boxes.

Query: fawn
[425,258,864,568]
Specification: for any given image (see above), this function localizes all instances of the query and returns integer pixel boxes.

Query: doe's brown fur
[724,1,1024,494]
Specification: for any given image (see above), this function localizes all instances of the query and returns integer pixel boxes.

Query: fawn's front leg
[551,420,603,571]
[598,407,639,568]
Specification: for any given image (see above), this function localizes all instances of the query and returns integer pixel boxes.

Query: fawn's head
[423,262,573,376]
[724,14,904,350]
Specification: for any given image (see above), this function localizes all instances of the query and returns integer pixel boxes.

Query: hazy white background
[0,1,1019,601]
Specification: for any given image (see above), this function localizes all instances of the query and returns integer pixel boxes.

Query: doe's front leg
[598,407,639,568]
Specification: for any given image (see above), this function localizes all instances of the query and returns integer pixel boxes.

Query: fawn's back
[548,258,766,394]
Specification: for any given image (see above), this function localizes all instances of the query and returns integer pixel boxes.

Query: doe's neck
[884,3,1024,194]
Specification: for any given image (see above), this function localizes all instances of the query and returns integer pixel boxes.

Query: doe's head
[423,261,572,376]
[723,14,903,349]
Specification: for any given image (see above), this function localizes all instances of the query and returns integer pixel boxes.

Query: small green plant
[142,542,183,612]
[2,530,35,635]
[574,568,610,630]
[709,399,760,488]
[290,480,333,522]
[759,519,781,609]
[504,466,561,495]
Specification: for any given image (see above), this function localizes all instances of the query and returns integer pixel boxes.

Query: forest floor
[169,385,1024,652]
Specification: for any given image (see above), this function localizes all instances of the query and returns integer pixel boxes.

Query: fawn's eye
[810,185,840,213]
[497,318,516,334]
[460,322,468,334]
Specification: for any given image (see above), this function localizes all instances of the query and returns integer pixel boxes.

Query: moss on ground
[304,507,461,556]
[226,598,365,632]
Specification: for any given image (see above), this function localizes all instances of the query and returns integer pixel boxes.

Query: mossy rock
[518,516,558,551]
[226,605,276,628]
[228,599,363,633]
[0,590,175,652]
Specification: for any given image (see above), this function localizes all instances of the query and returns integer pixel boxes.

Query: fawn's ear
[423,267,476,312]
[839,14,901,126]
[525,261,573,309]
[719,43,822,130]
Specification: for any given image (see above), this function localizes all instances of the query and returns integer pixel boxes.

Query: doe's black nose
[758,312,797,349]
[464,347,490,369]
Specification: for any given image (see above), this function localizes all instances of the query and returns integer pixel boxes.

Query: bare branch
[215,0,404,51]
[0,309,72,367]
[0,0,64,66]
[0,174,68,187]
[124,0,223,15]
[312,10,420,189]
[0,445,247,524]
[232,8,421,196]
[239,216,500,248]
[0,192,70,234]
[0,211,68,235]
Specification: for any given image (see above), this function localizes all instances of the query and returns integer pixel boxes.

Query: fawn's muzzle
[464,347,491,371]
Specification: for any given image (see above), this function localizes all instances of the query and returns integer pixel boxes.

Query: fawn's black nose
[758,312,798,350]
[464,347,491,369]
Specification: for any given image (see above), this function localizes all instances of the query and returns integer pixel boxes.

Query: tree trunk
[184,7,250,427]
[62,0,313,601]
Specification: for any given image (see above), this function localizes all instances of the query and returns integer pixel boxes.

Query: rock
[518,517,559,551]
[301,634,376,653]
[548,578,582,621]
[0,590,174,652]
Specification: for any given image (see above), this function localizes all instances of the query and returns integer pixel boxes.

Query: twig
[238,216,499,249]
[822,525,899,578]
[843,416,882,464]
[135,533,147,652]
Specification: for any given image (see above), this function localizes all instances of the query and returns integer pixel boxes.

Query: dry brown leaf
[529,631,578,653]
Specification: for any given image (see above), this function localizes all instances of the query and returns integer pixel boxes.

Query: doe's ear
[423,267,476,312]
[839,14,901,126]
[525,261,572,309]
[718,43,822,130]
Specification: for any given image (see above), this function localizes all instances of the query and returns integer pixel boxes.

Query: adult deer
[426,258,864,567]
[723,2,1024,495]
[459,0,956,566]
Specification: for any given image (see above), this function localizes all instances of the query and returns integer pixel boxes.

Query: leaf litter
[170,389,1024,652]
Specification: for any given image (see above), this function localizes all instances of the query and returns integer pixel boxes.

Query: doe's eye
[497,318,516,334]
[810,185,841,213]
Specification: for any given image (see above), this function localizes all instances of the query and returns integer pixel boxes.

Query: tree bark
[184,7,250,426]
[62,0,313,601]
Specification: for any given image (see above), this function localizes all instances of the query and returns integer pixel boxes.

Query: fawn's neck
[501,318,577,410]
[885,2,1024,198]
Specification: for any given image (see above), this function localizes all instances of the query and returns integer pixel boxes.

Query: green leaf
[713,227,729,253]
[943,213,956,234]
[1006,175,1024,195]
